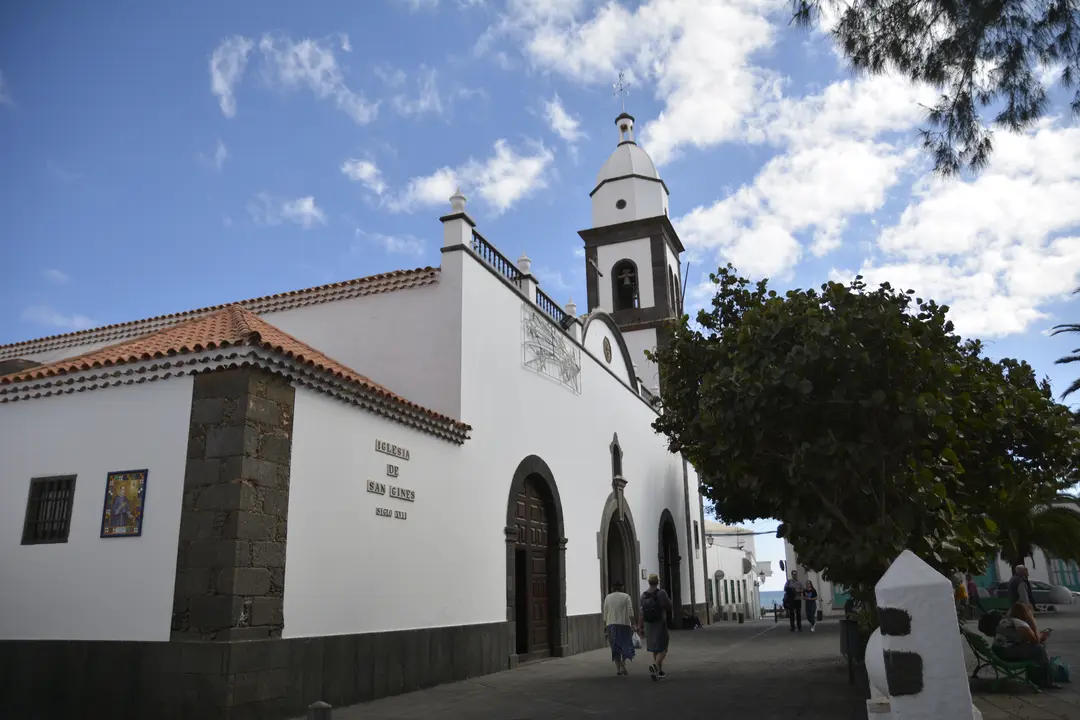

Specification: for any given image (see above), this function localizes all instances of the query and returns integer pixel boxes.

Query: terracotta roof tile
[0,267,440,361]
[1,305,471,442]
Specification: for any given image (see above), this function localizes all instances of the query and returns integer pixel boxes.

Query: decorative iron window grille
[22,475,77,545]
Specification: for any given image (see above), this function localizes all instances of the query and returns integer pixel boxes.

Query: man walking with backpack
[784,570,805,632]
[639,573,674,681]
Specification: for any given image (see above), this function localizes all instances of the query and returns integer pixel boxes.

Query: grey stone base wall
[565,613,605,656]
[0,615,608,720]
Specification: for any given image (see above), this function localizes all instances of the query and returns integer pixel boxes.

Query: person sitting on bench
[993,603,1055,688]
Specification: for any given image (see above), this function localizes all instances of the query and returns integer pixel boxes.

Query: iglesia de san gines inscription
[368,439,414,520]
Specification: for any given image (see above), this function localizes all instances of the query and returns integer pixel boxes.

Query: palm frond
[1061,377,1080,399]
[1029,506,1080,563]
[1050,324,1080,336]
[1054,355,1080,365]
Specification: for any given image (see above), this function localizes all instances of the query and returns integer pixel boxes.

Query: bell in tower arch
[612,260,639,311]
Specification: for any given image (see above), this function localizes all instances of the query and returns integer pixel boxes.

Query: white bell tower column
[578,107,685,392]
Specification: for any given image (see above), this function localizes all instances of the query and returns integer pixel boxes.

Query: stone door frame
[598,492,641,613]
[657,508,682,624]
[504,455,567,667]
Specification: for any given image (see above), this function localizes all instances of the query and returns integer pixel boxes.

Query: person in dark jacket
[1008,565,1034,610]
[783,571,804,632]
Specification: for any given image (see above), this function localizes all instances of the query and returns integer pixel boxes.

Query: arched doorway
[505,456,566,664]
[658,509,682,627]
[598,492,641,606]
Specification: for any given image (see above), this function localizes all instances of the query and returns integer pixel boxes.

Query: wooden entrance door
[515,475,552,659]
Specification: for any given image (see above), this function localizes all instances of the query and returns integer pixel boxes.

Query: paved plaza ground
[297,605,1080,720]
[304,615,869,720]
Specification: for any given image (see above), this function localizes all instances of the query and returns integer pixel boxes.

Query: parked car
[988,580,1074,606]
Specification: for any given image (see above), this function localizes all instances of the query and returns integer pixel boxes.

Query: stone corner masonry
[172,367,296,642]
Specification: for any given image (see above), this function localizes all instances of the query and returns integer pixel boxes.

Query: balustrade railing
[471,230,522,288]
[535,287,569,327]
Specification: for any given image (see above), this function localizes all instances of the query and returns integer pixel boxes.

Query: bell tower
[578,110,685,393]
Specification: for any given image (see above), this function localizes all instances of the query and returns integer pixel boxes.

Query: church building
[0,111,712,720]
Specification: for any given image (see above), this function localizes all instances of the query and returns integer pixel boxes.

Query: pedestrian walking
[804,580,819,632]
[1008,565,1035,611]
[783,570,805,632]
[639,573,673,681]
[602,581,636,675]
[966,573,984,618]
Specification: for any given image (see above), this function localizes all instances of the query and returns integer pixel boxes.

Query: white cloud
[211,33,377,122]
[212,139,228,170]
[395,0,440,9]
[374,64,407,88]
[834,122,1080,338]
[341,158,387,196]
[488,0,778,165]
[544,94,585,145]
[381,140,554,215]
[677,134,917,279]
[388,167,460,213]
[199,139,229,171]
[356,228,425,257]
[464,139,554,214]
[210,36,254,118]
[248,193,327,229]
[258,34,379,124]
[21,305,95,331]
[391,66,444,117]
[746,74,932,149]
[42,268,69,285]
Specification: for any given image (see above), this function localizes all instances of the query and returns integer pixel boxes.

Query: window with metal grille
[21,475,77,545]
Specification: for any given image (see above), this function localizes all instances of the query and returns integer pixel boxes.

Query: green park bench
[961,628,1042,693]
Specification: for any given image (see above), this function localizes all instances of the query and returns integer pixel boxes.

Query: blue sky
[3,1,1079,584]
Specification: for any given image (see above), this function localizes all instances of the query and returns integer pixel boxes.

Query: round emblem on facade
[603,337,612,363]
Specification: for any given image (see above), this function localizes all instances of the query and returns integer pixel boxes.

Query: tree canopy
[651,266,1080,597]
[793,0,1080,175]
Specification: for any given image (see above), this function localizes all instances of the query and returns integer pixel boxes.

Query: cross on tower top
[612,71,630,112]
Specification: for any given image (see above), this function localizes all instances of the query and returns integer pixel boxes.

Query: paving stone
[298,618,871,720]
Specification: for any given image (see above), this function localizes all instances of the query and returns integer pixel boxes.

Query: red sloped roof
[1,305,470,441]
[0,266,441,360]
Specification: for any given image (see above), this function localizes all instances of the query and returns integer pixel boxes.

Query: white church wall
[262,280,462,419]
[0,378,193,641]
[591,181,666,228]
[596,237,654,311]
[581,318,634,388]
[621,330,659,392]
[12,280,463,421]
[16,339,122,365]
[684,463,708,610]
[455,251,703,620]
[282,388,475,637]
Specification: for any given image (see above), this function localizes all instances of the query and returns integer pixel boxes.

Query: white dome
[595,142,659,186]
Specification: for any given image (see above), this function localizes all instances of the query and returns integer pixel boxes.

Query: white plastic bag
[632,632,643,649]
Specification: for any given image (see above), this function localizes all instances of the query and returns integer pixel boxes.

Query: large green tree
[793,0,1080,175]
[652,266,1080,599]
